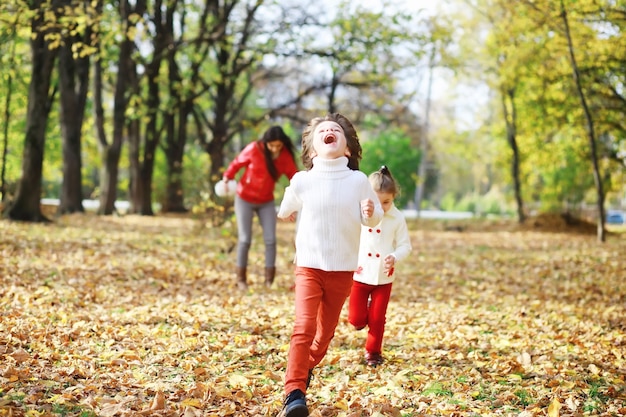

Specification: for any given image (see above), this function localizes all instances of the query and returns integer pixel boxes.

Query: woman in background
[222,126,298,290]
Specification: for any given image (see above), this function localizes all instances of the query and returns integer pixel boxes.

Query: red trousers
[348,281,393,355]
[284,267,353,394]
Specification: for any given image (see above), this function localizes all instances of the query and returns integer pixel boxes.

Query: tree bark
[97,48,128,215]
[97,0,145,215]
[5,1,58,222]
[1,17,17,203]
[501,87,525,223]
[560,0,605,242]
[162,102,190,213]
[414,46,435,216]
[128,0,164,216]
[57,1,92,215]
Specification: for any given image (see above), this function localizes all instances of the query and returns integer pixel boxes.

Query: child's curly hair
[301,113,362,170]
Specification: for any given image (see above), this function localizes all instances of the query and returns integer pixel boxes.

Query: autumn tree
[455,0,625,227]
[57,0,99,215]
[126,0,168,215]
[192,1,317,188]
[4,0,62,221]
[0,9,23,203]
[94,0,146,215]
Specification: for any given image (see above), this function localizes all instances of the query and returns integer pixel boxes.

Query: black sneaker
[283,389,308,417]
[306,369,314,389]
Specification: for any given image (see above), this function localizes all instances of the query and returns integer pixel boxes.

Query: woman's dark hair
[369,165,399,196]
[301,113,362,170]
[260,126,297,180]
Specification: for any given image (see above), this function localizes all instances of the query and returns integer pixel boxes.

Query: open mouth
[323,134,336,144]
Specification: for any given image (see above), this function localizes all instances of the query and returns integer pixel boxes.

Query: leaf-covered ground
[1,214,625,417]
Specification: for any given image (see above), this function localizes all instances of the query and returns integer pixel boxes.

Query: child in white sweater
[277,113,383,417]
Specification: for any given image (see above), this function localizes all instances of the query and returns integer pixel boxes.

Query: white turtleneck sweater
[277,157,383,271]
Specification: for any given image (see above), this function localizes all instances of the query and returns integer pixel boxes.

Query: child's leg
[348,281,373,330]
[365,283,393,354]
[285,267,323,394]
[309,271,353,366]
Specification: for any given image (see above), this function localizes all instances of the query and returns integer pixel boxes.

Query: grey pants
[234,195,277,268]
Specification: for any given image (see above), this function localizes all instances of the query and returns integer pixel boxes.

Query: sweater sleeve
[277,174,303,219]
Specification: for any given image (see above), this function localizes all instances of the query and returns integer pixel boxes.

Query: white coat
[353,204,412,286]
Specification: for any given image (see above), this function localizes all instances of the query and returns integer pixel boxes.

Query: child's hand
[279,212,297,222]
[360,199,374,218]
[383,255,396,277]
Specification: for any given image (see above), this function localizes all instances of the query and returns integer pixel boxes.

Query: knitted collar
[311,156,350,172]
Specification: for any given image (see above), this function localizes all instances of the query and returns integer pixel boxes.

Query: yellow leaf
[508,374,523,382]
[548,397,561,417]
[181,398,202,408]
[334,398,349,410]
[215,384,232,398]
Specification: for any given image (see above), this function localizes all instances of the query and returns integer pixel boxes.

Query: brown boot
[236,267,248,291]
[264,267,276,288]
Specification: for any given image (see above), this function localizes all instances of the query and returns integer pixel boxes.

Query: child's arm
[361,198,383,227]
[360,198,374,218]
[390,217,412,262]
[277,184,301,222]
[359,173,383,226]
[384,218,412,276]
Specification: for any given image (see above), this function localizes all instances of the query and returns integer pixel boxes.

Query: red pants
[348,281,393,355]
[284,267,354,394]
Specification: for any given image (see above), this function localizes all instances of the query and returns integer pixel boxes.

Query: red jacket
[223,141,298,204]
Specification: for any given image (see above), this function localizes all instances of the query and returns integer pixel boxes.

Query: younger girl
[348,165,412,366]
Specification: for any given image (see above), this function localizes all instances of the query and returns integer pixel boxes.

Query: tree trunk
[206,111,229,185]
[162,102,190,213]
[163,157,186,213]
[97,0,144,215]
[5,2,58,222]
[162,29,189,214]
[128,0,164,216]
[560,0,605,242]
[1,45,14,203]
[501,87,525,223]
[127,116,143,214]
[97,71,125,216]
[128,92,156,216]
[1,12,20,203]
[57,8,91,215]
[414,47,435,216]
